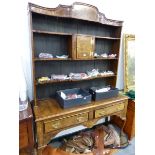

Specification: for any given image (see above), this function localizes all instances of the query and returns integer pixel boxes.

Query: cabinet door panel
[76,35,94,59]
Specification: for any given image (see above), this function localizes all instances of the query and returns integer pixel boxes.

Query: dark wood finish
[19,104,34,152]
[111,99,135,140]
[29,2,123,26]
[28,2,125,155]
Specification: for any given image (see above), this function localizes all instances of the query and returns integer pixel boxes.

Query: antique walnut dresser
[28,2,128,154]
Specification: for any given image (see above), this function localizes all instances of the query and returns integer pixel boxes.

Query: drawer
[95,102,125,118]
[19,122,29,149]
[44,112,88,133]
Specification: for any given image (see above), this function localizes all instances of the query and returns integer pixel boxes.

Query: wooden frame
[124,34,135,92]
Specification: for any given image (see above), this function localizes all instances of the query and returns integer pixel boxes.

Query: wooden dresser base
[33,95,128,155]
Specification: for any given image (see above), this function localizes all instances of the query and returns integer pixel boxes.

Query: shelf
[36,74,116,85]
[95,36,120,40]
[34,57,118,61]
[32,30,72,36]
[31,3,122,107]
[32,29,120,40]
[34,58,72,61]
[75,57,118,60]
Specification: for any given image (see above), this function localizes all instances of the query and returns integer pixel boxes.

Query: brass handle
[116,104,124,111]
[77,117,85,122]
[52,122,60,129]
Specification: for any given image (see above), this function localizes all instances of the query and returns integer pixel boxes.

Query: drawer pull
[116,104,124,110]
[52,122,60,129]
[77,117,85,122]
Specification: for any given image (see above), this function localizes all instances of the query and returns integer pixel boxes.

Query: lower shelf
[36,74,116,85]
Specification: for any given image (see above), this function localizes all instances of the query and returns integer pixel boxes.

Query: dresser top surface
[33,94,128,121]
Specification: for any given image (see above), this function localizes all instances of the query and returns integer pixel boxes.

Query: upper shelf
[32,30,121,40]
[32,30,72,36]
[34,57,118,61]
[29,2,123,27]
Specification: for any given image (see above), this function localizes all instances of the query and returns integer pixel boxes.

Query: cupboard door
[76,35,94,59]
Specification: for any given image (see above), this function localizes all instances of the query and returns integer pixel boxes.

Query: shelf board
[74,57,118,60]
[32,29,120,40]
[34,57,118,61]
[32,30,72,36]
[34,58,72,61]
[36,74,116,85]
[95,36,120,40]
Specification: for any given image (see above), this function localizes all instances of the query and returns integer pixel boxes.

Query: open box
[56,88,92,109]
[89,87,119,101]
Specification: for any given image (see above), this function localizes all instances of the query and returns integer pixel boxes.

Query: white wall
[18,0,136,137]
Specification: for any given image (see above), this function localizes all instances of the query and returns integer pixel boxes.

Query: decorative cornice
[29,2,123,26]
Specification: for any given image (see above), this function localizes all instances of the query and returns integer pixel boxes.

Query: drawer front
[44,112,88,133]
[95,102,125,118]
[19,122,29,149]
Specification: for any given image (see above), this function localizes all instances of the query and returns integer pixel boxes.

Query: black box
[56,88,92,109]
[89,87,119,101]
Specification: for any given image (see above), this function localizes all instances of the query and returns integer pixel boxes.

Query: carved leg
[35,121,44,155]
[33,148,37,155]
[37,146,47,155]
[36,121,44,147]
[120,118,126,134]
[119,119,129,147]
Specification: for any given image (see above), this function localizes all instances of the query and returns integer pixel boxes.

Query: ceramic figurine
[38,77,50,83]
[39,53,53,58]
[108,54,117,58]
[101,53,108,58]
[56,55,68,59]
